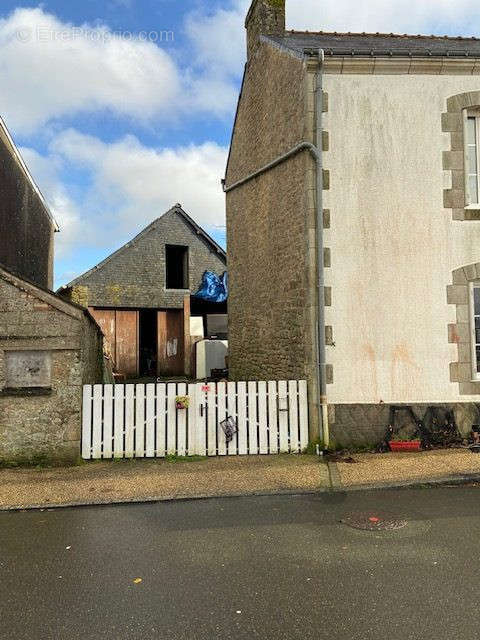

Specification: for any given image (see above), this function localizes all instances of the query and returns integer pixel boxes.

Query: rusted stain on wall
[361,343,378,401]
[390,343,420,399]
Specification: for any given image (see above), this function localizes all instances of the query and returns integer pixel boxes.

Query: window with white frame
[471,284,480,377]
[466,115,480,205]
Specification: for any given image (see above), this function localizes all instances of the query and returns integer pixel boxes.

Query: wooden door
[115,311,139,378]
[157,310,184,377]
[89,308,116,362]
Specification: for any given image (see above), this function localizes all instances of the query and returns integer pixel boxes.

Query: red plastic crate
[389,441,421,452]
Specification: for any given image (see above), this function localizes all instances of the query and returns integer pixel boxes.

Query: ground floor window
[471,284,480,377]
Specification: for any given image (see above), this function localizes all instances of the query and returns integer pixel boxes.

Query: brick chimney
[245,0,286,60]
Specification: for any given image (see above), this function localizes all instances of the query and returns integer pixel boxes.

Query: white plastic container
[195,339,228,379]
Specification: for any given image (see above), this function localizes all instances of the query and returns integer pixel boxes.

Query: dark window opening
[139,310,158,377]
[166,245,189,289]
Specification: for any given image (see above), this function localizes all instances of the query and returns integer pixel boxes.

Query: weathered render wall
[226,40,320,436]
[0,127,54,289]
[0,273,103,464]
[61,209,226,309]
[323,71,480,444]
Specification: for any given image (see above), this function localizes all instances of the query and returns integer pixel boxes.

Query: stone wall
[245,0,285,60]
[226,39,321,438]
[82,312,105,385]
[0,124,55,289]
[0,270,104,465]
[329,403,479,448]
[60,208,226,309]
[226,40,307,184]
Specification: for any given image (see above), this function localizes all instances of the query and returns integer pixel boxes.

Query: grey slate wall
[61,208,226,309]
[0,126,54,289]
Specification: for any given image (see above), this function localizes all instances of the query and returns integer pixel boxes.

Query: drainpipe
[222,49,329,448]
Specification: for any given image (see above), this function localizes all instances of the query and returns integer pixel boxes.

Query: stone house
[58,204,227,379]
[225,0,480,446]
[0,116,58,289]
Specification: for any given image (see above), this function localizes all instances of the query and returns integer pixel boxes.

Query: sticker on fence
[220,416,238,443]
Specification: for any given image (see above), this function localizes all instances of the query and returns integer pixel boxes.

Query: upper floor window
[165,245,189,289]
[466,115,480,206]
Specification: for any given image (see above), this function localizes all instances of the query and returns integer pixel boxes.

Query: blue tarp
[194,271,228,303]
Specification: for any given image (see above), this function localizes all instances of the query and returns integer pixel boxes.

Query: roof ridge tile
[285,29,480,42]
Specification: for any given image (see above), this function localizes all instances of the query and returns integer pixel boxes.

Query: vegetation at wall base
[0,453,79,469]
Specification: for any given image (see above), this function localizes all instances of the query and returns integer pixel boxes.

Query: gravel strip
[0,455,330,509]
[337,449,480,487]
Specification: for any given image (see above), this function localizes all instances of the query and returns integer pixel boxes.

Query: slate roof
[268,31,480,58]
[60,204,226,290]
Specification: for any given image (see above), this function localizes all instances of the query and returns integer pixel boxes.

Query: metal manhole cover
[341,512,408,531]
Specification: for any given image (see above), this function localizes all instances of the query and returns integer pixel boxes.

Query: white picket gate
[82,380,309,459]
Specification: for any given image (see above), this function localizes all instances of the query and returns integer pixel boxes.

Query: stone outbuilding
[0,265,104,465]
[58,204,227,380]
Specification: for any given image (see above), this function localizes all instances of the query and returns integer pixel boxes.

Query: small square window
[165,245,189,289]
[5,351,52,388]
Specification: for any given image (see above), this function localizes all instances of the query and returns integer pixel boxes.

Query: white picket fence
[82,380,309,459]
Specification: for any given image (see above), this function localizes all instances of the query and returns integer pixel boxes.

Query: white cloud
[0,6,235,135]
[286,0,480,34]
[1,1,479,136]
[19,146,86,259]
[41,129,227,255]
[188,75,239,118]
[184,4,248,117]
[185,3,248,77]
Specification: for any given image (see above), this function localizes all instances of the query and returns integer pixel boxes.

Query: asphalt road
[1,486,480,639]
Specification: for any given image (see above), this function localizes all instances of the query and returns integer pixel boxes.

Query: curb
[0,487,333,512]
[327,461,342,489]
[2,471,480,513]
[332,472,480,493]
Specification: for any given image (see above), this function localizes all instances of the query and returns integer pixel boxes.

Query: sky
[1,0,479,287]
